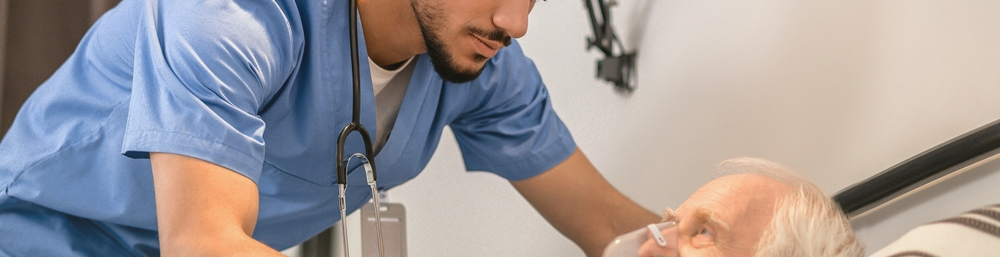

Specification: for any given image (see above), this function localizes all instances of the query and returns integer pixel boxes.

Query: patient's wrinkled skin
[638,174,794,257]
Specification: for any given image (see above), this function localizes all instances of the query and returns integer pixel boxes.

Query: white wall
[341,0,1000,256]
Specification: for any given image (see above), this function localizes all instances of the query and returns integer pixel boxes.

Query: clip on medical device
[335,0,385,255]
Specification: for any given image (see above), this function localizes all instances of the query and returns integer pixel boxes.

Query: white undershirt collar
[369,56,414,96]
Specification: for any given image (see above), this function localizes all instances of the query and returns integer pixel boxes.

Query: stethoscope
[335,0,385,256]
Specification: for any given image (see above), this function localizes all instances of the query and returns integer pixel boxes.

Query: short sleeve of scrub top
[448,42,577,181]
[120,1,298,182]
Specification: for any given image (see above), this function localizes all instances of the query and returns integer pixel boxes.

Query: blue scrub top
[0,0,576,255]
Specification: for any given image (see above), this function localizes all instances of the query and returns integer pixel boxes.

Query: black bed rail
[834,118,1000,218]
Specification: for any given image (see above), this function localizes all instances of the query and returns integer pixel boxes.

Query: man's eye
[691,227,715,248]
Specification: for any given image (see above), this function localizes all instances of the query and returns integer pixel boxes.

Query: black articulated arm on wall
[834,118,1000,218]
[583,0,636,91]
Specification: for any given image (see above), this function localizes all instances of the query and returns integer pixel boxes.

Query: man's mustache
[469,26,512,47]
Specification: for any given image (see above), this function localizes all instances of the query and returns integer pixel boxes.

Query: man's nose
[492,1,531,39]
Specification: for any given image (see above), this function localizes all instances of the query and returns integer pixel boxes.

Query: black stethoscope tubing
[336,0,377,187]
[334,0,384,256]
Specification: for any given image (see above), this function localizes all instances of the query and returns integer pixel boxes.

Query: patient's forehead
[711,173,787,193]
[678,173,793,226]
[685,174,788,201]
[674,173,794,254]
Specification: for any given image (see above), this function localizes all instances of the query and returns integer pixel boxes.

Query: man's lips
[472,34,503,58]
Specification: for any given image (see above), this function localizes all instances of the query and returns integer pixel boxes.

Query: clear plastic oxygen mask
[602,221,679,257]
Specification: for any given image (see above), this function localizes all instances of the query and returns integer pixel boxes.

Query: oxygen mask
[602,221,679,257]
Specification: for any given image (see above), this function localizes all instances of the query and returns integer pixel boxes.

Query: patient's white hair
[714,158,865,257]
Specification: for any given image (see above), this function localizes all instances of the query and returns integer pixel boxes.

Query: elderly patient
[626,158,865,257]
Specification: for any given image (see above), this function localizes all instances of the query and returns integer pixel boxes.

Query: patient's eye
[688,209,718,248]
[691,226,715,248]
[691,228,715,244]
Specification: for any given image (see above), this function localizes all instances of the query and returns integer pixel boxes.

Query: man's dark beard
[411,2,487,83]
[419,25,485,83]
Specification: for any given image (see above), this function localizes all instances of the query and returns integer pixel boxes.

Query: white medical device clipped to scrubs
[602,222,678,257]
[362,191,406,257]
[336,0,386,256]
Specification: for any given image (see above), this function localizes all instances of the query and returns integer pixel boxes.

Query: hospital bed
[834,118,1000,256]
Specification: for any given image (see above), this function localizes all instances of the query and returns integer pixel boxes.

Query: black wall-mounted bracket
[584,0,636,91]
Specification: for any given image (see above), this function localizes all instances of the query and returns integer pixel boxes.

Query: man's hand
[511,148,660,257]
[150,153,285,256]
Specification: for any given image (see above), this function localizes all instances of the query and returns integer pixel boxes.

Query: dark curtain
[0,0,120,136]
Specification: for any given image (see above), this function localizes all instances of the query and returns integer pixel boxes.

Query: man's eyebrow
[694,207,731,232]
[664,207,733,236]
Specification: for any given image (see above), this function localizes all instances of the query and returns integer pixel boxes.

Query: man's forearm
[511,148,660,257]
[151,152,281,256]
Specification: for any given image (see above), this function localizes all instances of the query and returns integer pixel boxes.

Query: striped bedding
[869,204,1000,257]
